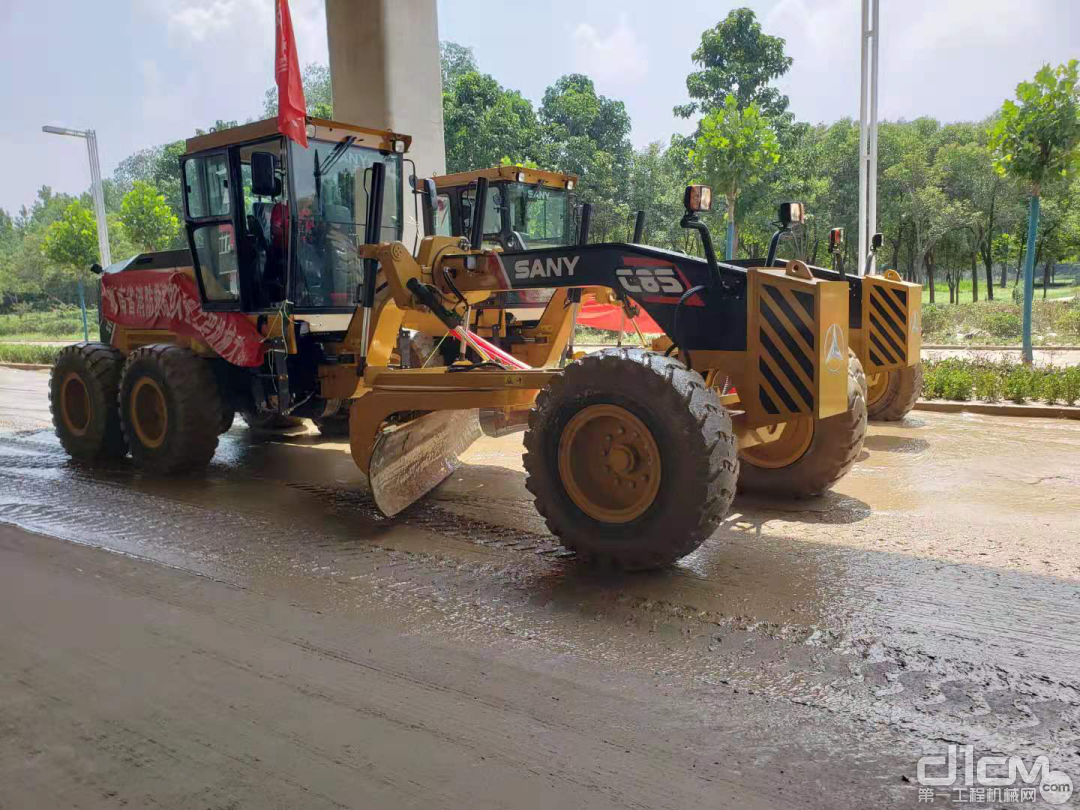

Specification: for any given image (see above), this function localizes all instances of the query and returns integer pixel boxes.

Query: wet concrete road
[2,366,1079,807]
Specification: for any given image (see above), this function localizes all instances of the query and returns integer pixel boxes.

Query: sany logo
[514,256,579,280]
[824,324,846,373]
[616,267,684,295]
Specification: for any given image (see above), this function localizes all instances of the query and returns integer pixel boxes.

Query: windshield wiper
[314,135,357,200]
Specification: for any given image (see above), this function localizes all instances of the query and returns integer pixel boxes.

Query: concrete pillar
[326,0,445,249]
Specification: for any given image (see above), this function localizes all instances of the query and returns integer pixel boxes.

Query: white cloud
[572,15,648,86]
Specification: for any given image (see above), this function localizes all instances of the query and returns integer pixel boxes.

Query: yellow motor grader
[50,117,908,570]
[418,166,923,495]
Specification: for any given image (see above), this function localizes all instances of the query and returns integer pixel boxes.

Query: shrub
[939,366,974,401]
[920,304,948,339]
[973,370,1002,401]
[983,310,1022,339]
[1040,372,1065,404]
[1063,367,1080,405]
[1003,367,1035,403]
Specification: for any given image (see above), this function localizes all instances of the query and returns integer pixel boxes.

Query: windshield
[289,139,403,309]
[505,183,571,247]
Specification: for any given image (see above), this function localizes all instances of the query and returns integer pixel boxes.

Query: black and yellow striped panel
[867,282,909,370]
[757,282,816,416]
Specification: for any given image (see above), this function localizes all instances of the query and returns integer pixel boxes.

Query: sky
[0,0,1077,216]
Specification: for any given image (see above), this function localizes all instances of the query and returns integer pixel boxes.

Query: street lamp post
[42,125,111,342]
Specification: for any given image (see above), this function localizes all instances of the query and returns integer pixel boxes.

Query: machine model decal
[101,270,266,367]
[615,267,684,295]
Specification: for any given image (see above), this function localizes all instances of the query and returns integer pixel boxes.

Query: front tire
[50,342,127,461]
[524,348,738,571]
[738,354,868,497]
[120,345,222,472]
[866,363,923,421]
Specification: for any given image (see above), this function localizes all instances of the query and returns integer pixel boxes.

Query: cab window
[434,193,452,236]
[184,154,231,219]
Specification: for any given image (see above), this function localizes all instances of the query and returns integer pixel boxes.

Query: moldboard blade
[368,409,483,517]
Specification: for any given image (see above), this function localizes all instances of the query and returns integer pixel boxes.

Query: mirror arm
[680,213,721,287]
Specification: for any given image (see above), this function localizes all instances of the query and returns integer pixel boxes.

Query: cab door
[182,149,245,311]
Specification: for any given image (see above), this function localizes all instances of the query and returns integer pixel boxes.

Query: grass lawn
[921,278,1078,304]
[0,343,62,364]
[0,332,87,343]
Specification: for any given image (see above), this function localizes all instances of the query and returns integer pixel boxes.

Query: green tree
[440,41,478,89]
[442,71,541,173]
[41,202,99,271]
[119,181,180,252]
[690,95,779,258]
[989,59,1080,361]
[538,74,633,241]
[262,63,333,118]
[675,8,792,121]
[937,138,1014,300]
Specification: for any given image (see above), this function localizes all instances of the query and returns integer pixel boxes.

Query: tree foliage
[440,42,478,89]
[990,60,1080,195]
[41,202,99,272]
[691,95,779,256]
[262,62,333,119]
[675,8,792,121]
[119,181,180,252]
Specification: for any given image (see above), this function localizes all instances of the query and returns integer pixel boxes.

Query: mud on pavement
[1,366,1080,806]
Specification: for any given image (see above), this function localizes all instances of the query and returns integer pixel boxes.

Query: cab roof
[184,116,411,156]
[432,165,577,191]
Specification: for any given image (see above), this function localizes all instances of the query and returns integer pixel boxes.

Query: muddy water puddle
[2,410,1080,788]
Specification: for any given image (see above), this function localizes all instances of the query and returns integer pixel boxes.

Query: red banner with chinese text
[101,271,266,367]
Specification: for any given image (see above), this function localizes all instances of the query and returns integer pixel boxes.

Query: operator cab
[427,166,578,322]
[180,117,408,332]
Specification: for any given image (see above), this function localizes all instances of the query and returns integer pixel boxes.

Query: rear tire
[866,363,923,421]
[738,354,868,497]
[120,345,222,472]
[50,342,127,461]
[524,348,738,571]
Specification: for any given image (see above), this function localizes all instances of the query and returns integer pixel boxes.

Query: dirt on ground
[1,366,1079,808]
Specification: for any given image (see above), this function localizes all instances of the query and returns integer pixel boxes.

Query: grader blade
[368,409,483,517]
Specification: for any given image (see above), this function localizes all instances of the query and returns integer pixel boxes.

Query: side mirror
[779,202,805,227]
[422,178,438,213]
[251,152,279,197]
[871,232,883,250]
[684,185,712,213]
[89,262,103,275]
[829,227,844,251]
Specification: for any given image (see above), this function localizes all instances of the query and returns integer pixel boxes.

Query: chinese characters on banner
[101,270,266,368]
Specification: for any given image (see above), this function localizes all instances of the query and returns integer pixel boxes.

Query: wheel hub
[866,371,890,407]
[60,372,91,437]
[740,416,814,469]
[131,377,168,449]
[558,404,661,523]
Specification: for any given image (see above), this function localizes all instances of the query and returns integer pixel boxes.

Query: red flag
[275,0,307,147]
